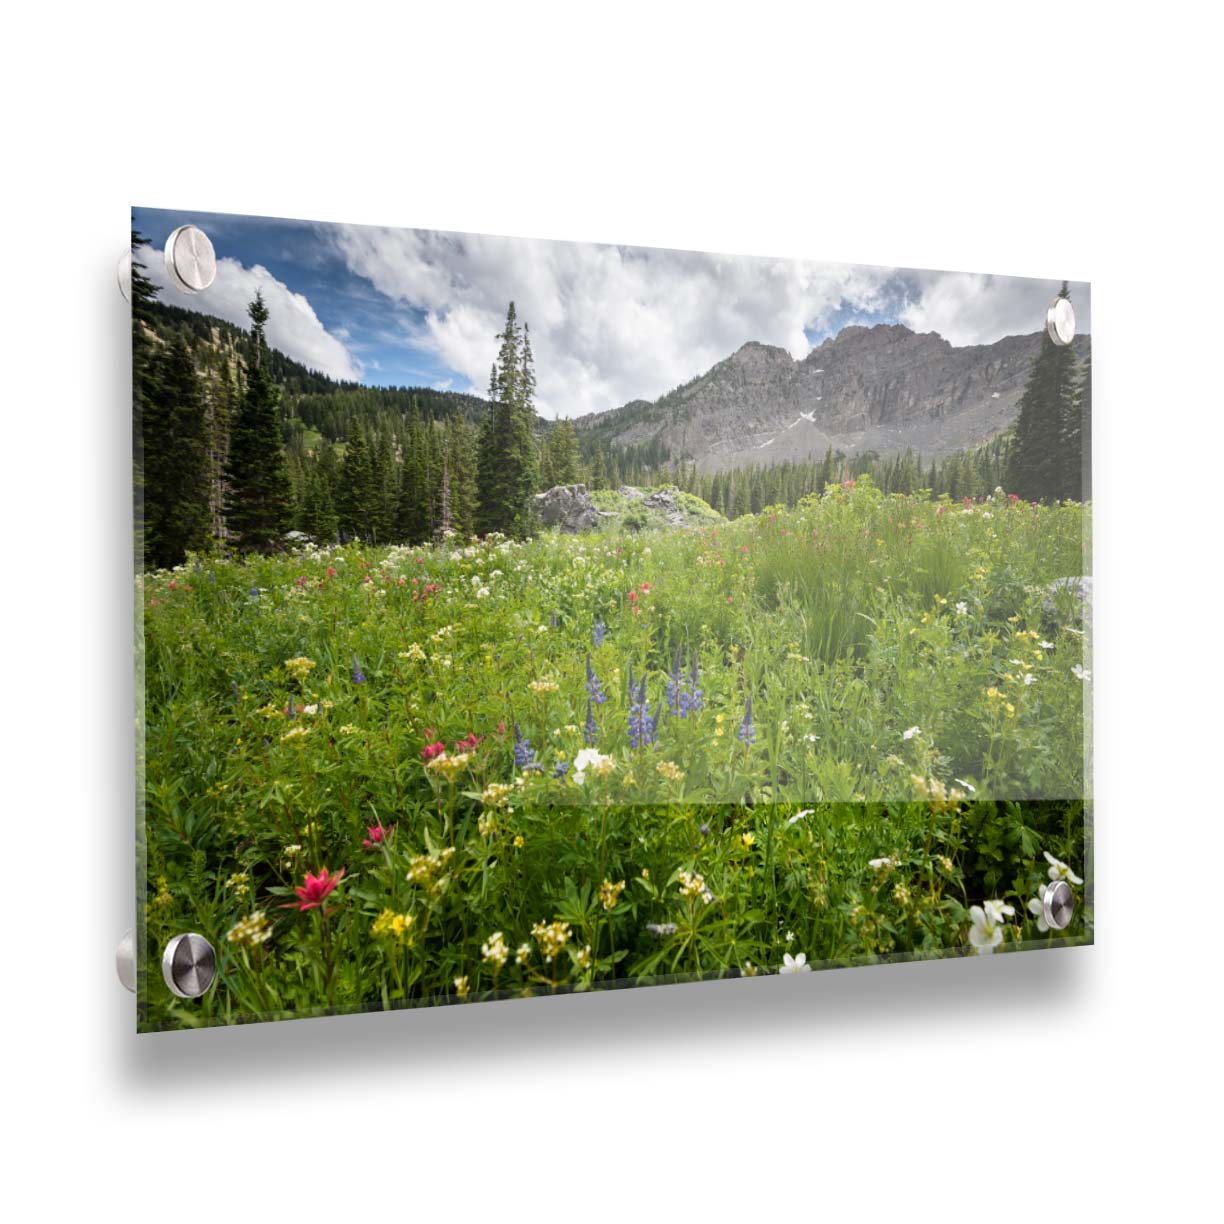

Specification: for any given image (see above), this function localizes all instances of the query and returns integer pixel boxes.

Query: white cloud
[139,250,361,382]
[329,226,901,418]
[899,272,1091,347]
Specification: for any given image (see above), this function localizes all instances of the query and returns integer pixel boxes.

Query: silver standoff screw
[117,250,132,302]
[1042,879,1076,931]
[116,928,136,993]
[162,933,217,999]
[1046,294,1076,346]
[164,224,217,294]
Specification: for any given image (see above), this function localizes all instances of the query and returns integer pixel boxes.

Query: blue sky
[134,207,1089,418]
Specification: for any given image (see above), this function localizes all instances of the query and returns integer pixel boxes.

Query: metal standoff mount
[162,933,218,999]
[117,250,132,302]
[116,928,136,992]
[1046,294,1076,346]
[1042,880,1076,931]
[164,224,217,294]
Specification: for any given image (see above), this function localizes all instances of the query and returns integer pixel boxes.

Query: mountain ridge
[577,322,1091,470]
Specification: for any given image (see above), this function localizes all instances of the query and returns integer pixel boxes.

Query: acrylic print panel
[131,209,1092,1031]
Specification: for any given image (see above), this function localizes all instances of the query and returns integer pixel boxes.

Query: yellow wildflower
[227,911,272,948]
[656,760,685,783]
[531,919,572,962]
[426,751,471,781]
[481,931,509,968]
[599,879,627,911]
[284,656,316,682]
[371,909,415,942]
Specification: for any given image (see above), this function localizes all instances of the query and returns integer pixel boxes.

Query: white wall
[3,3,1219,1217]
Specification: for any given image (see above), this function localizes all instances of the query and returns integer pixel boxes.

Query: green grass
[137,480,1091,1029]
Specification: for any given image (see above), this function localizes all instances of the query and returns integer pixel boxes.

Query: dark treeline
[576,436,1013,519]
[134,232,1088,571]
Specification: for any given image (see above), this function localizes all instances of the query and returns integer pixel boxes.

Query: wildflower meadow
[138,480,1091,1029]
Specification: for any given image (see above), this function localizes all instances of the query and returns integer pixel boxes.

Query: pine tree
[549,417,581,486]
[300,462,338,540]
[820,445,837,493]
[1062,345,1091,501]
[448,414,480,537]
[142,337,212,568]
[224,292,291,552]
[1007,283,1079,502]
[435,447,453,542]
[476,302,540,536]
[131,231,160,560]
[510,320,540,533]
[338,427,376,540]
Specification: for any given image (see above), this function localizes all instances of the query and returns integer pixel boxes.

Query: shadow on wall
[113,939,1087,1093]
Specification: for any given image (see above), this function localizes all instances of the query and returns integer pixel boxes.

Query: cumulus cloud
[139,250,362,382]
[329,226,905,418]
[899,272,1091,347]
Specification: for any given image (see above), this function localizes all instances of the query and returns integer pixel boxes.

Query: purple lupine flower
[687,653,704,713]
[513,723,540,771]
[585,653,608,705]
[351,654,366,684]
[629,675,658,749]
[249,586,260,602]
[584,699,599,746]
[552,760,570,779]
[737,694,756,746]
[665,647,684,716]
[593,620,606,648]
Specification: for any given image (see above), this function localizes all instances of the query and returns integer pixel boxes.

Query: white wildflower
[1043,851,1083,884]
[967,906,1004,954]
[572,748,615,785]
[1028,884,1050,932]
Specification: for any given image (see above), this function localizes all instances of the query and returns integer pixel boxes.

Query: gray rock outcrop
[533,484,601,533]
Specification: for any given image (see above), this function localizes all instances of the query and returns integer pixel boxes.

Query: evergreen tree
[142,337,212,568]
[820,445,837,492]
[224,292,291,552]
[1063,345,1091,501]
[477,302,540,536]
[1007,283,1079,502]
[448,414,480,537]
[338,426,377,540]
[131,231,159,560]
[548,417,581,486]
[300,462,338,540]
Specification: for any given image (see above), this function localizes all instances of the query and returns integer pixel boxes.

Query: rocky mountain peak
[577,323,1090,472]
